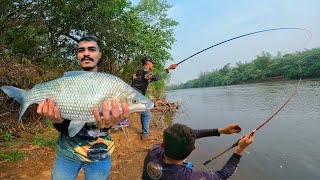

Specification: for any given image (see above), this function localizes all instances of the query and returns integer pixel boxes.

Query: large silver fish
[1,71,154,137]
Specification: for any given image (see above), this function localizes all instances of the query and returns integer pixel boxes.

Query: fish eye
[132,98,138,104]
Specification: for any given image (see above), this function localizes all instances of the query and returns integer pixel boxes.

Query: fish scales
[1,71,154,137]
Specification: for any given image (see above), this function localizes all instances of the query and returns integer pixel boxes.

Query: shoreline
[0,111,167,179]
[166,77,320,91]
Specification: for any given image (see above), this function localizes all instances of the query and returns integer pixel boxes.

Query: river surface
[165,79,320,180]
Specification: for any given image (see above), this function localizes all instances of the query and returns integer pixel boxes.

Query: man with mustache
[131,56,177,140]
[37,36,128,179]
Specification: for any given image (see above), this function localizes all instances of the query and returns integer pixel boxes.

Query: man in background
[131,56,177,140]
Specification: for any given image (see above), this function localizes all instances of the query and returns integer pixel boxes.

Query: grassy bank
[0,111,173,179]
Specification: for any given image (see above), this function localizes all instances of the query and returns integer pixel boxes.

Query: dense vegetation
[0,0,178,96]
[0,0,177,130]
[168,48,320,90]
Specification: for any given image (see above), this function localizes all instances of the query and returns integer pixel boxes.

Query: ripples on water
[166,79,320,180]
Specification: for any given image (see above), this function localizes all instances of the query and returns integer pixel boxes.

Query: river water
[165,79,320,180]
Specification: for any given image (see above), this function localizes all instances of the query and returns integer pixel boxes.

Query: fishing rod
[203,65,302,166]
[176,28,312,65]
[174,27,311,166]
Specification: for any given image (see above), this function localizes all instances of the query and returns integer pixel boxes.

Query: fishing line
[174,27,311,167]
[203,65,303,166]
[176,28,312,65]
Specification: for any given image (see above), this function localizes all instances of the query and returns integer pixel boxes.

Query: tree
[1,0,178,97]
[167,48,320,90]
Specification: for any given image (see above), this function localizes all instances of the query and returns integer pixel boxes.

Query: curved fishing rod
[203,65,302,166]
[177,28,312,65]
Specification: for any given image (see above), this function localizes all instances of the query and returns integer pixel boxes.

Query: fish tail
[1,86,29,123]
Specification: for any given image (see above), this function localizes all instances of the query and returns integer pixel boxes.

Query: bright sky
[165,0,320,84]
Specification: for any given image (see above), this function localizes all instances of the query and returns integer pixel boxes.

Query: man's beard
[82,65,96,71]
[80,55,97,71]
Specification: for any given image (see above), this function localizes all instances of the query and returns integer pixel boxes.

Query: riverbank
[0,111,169,179]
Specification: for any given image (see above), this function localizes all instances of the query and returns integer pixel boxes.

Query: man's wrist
[235,147,243,155]
[100,127,111,133]
[218,128,224,134]
[52,118,65,124]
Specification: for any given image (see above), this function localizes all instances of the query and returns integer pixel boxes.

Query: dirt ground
[0,111,168,180]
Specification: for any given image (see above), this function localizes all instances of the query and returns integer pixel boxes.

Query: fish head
[117,88,154,113]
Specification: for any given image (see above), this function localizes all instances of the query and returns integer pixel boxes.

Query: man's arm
[53,120,70,132]
[211,153,241,179]
[194,129,220,138]
[189,154,241,180]
[150,70,169,81]
[145,64,177,81]
[194,124,241,139]
[195,133,254,180]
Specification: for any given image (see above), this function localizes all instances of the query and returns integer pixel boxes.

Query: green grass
[2,131,15,142]
[0,150,24,161]
[43,119,54,128]
[32,133,57,148]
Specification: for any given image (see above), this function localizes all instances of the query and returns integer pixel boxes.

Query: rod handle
[203,159,212,166]
[232,139,240,147]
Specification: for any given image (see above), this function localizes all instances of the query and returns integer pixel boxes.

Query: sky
[165,0,320,84]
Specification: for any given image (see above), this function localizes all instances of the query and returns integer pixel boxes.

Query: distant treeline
[168,48,320,90]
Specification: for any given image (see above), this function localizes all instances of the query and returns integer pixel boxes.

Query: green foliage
[149,78,166,97]
[33,133,57,148]
[0,150,24,161]
[2,131,15,141]
[43,120,54,128]
[0,0,177,96]
[21,57,31,64]
[168,48,320,90]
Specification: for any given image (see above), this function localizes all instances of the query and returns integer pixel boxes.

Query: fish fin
[62,71,91,77]
[1,86,29,123]
[1,86,26,104]
[68,121,86,137]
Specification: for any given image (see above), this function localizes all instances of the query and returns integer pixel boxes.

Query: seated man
[142,123,254,180]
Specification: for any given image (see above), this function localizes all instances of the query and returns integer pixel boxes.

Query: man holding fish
[1,36,253,180]
[36,36,133,179]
